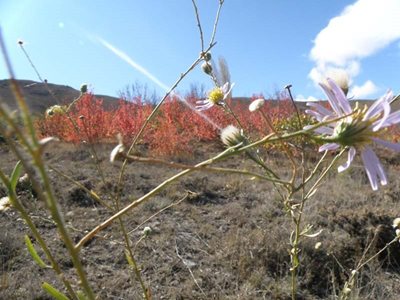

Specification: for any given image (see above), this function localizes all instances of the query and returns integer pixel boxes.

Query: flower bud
[143,226,152,237]
[201,62,213,75]
[202,52,212,61]
[80,83,88,94]
[249,98,265,112]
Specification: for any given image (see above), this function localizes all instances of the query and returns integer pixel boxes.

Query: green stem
[289,148,347,299]
[2,32,95,298]
[0,170,79,300]
[33,152,95,299]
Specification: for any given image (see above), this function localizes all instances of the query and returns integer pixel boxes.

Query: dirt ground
[1,141,400,299]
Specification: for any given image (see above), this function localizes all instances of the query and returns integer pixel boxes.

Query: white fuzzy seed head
[392,218,400,229]
[0,197,11,211]
[249,98,265,112]
[324,69,349,96]
[220,125,244,147]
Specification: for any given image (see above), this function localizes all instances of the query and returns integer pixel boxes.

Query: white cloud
[309,0,400,87]
[295,95,318,102]
[349,80,378,98]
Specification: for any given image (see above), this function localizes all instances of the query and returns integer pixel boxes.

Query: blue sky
[1,0,400,101]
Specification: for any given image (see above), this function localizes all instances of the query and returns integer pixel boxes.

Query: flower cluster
[305,78,400,190]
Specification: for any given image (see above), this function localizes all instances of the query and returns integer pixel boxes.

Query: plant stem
[76,145,240,249]
[289,148,346,299]
[0,170,79,300]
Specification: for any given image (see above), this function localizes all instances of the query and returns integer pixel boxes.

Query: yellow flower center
[208,88,224,104]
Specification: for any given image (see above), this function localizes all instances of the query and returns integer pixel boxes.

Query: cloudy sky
[1,0,399,101]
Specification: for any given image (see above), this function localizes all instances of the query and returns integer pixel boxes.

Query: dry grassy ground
[1,141,400,299]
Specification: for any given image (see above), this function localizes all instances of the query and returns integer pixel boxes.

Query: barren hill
[0,79,119,115]
[1,79,397,118]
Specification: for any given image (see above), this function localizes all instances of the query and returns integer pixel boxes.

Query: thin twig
[209,1,224,46]
[119,153,288,185]
[128,192,190,235]
[285,84,302,129]
[76,145,240,249]
[175,240,206,296]
[191,0,204,52]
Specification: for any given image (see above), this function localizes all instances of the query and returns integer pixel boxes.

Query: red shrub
[110,97,152,143]
[36,94,111,143]
[37,91,398,157]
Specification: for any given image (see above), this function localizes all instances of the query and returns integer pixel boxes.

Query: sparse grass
[1,143,400,299]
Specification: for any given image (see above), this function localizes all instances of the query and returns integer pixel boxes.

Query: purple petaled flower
[305,78,400,191]
[196,82,234,111]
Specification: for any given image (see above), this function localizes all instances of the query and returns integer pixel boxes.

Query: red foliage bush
[39,92,398,157]
[110,97,152,143]
[36,94,111,143]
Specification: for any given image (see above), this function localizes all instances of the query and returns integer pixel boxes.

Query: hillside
[0,79,119,115]
[1,79,399,117]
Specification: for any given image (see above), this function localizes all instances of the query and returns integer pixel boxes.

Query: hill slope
[0,79,119,115]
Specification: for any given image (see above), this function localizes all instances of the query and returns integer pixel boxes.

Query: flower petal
[378,110,400,128]
[306,102,332,117]
[196,103,213,111]
[319,82,343,116]
[327,78,352,114]
[196,100,210,105]
[372,98,391,131]
[221,82,230,93]
[364,90,393,120]
[319,143,340,152]
[338,146,356,173]
[305,109,325,122]
[361,147,387,191]
[372,137,400,152]
[313,126,334,135]
[222,82,235,100]
[303,124,333,134]
[361,148,378,191]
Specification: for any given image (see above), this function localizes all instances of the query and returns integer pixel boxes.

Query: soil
[1,141,400,300]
